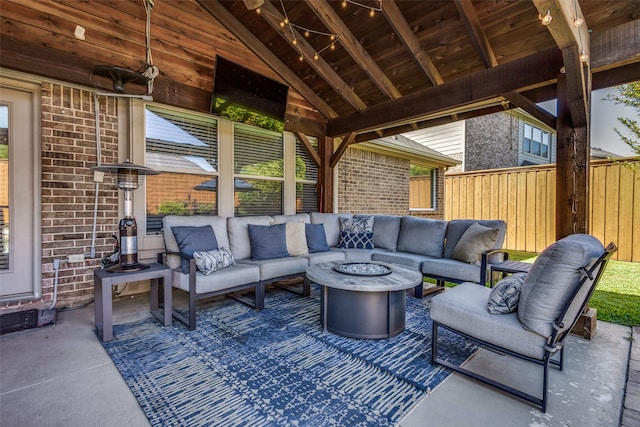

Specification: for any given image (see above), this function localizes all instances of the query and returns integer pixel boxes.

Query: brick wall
[464,112,518,171]
[39,84,119,309]
[337,147,410,215]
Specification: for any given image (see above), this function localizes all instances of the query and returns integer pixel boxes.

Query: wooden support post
[318,136,334,212]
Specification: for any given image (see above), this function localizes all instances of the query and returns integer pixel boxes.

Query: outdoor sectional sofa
[160,213,507,330]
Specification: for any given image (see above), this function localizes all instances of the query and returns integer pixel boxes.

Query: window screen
[145,107,218,234]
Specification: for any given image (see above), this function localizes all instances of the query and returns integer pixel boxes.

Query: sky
[539,86,637,157]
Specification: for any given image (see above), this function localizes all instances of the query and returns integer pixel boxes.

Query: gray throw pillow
[452,222,500,264]
[193,248,236,275]
[487,273,527,314]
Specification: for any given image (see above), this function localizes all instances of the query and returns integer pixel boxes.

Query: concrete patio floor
[0,290,636,427]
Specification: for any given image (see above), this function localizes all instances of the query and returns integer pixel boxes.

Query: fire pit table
[305,261,423,339]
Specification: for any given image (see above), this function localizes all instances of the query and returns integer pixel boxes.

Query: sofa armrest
[480,249,508,285]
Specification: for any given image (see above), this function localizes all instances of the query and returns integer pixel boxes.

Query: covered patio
[1,0,639,425]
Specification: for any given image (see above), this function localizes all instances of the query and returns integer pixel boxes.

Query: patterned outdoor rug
[101,286,477,426]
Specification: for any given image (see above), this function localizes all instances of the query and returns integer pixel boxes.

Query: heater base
[106,262,150,273]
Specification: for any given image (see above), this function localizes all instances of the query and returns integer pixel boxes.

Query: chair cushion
[247,223,289,261]
[227,216,273,260]
[171,225,218,274]
[452,222,500,264]
[396,216,447,257]
[487,273,526,314]
[284,222,308,256]
[305,223,331,253]
[355,214,401,251]
[310,213,352,247]
[193,248,236,275]
[339,216,375,249]
[430,283,548,360]
[518,234,605,337]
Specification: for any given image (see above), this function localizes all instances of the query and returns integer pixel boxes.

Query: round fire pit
[334,262,392,276]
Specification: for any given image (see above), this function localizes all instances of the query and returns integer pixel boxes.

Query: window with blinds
[234,123,284,216]
[144,107,218,234]
[295,136,318,213]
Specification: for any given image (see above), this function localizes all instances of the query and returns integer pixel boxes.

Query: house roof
[363,134,460,168]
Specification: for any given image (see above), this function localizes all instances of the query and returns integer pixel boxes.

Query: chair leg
[414,282,424,299]
[189,291,197,331]
[431,322,439,363]
[255,283,265,310]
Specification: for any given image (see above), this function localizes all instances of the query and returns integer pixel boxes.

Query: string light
[579,51,589,63]
[539,10,552,25]
[250,0,382,63]
[573,16,584,27]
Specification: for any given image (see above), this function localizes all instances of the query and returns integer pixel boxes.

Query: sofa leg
[255,283,265,310]
[189,292,197,331]
[413,282,424,299]
[302,277,311,297]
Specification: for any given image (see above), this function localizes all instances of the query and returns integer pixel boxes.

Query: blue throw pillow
[172,225,218,274]
[339,231,375,249]
[247,223,289,260]
[305,223,330,253]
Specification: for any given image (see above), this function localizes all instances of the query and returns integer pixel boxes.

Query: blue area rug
[101,287,477,426]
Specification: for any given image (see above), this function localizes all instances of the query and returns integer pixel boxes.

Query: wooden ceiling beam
[454,0,498,68]
[196,0,337,119]
[503,91,557,129]
[305,0,402,100]
[382,0,444,86]
[330,132,357,168]
[260,1,367,112]
[327,48,563,137]
[532,0,590,127]
[294,132,321,167]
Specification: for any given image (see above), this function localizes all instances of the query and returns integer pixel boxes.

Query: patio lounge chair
[430,234,616,412]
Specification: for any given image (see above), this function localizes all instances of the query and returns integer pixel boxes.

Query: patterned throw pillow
[193,248,236,275]
[338,216,375,249]
[487,273,527,314]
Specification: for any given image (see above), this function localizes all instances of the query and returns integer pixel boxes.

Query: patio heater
[92,161,160,272]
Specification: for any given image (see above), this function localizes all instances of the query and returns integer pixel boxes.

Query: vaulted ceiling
[1,0,639,141]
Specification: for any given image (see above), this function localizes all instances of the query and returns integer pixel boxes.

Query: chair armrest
[480,249,508,285]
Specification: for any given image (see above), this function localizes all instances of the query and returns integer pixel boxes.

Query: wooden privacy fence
[444,158,640,262]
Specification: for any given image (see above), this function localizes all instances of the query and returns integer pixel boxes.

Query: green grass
[507,250,640,326]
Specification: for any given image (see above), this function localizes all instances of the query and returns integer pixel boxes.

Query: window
[233,123,284,216]
[295,136,318,213]
[144,107,218,235]
[523,123,550,159]
[409,166,435,210]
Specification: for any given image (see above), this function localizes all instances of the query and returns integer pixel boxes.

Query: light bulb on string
[579,51,589,63]
[369,8,375,17]
[539,10,552,25]
[573,16,584,27]
[313,53,319,60]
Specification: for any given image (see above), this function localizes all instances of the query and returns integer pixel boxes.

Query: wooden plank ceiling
[1,0,639,139]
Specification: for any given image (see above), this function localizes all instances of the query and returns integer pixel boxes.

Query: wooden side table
[94,263,172,342]
[489,260,532,287]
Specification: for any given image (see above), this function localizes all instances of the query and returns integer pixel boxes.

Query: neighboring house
[337,135,459,219]
[403,110,558,173]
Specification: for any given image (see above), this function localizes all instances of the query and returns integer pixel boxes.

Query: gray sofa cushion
[421,257,487,283]
[518,234,605,338]
[356,214,401,251]
[238,256,309,281]
[172,263,260,294]
[487,273,526,314]
[372,251,434,271]
[306,250,346,264]
[396,216,447,257]
[430,283,548,360]
[162,215,230,271]
[444,219,506,260]
[310,212,352,247]
[227,215,273,260]
[272,213,311,224]
[452,222,500,264]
